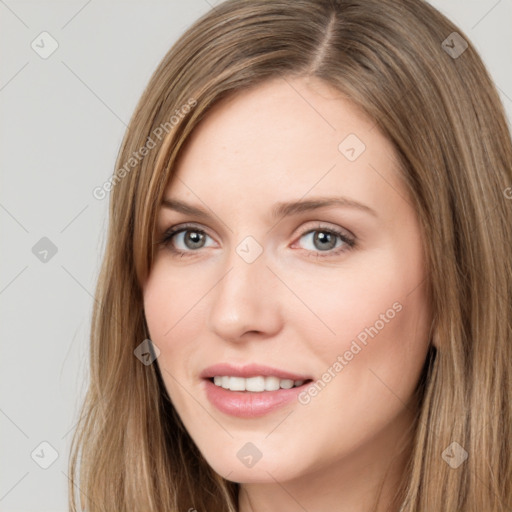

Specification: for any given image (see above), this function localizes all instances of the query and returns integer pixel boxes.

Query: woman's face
[143,76,431,488]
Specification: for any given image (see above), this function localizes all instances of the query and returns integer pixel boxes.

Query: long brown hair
[69,1,512,510]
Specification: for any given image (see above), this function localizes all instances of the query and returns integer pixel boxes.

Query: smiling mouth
[208,376,313,392]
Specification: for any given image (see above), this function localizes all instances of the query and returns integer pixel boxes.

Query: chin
[204,451,303,484]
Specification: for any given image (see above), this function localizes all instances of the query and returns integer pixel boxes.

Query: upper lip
[200,363,312,382]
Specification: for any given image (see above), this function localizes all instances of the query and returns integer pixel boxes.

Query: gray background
[1,1,511,510]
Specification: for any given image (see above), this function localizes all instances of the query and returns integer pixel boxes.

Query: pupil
[315,231,335,250]
[186,231,204,249]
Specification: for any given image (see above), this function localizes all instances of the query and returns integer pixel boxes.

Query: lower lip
[203,379,310,418]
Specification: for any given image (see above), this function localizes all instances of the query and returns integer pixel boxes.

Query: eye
[157,223,215,256]
[294,225,355,258]
[157,222,356,259]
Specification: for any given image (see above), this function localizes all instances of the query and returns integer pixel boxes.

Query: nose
[207,247,283,343]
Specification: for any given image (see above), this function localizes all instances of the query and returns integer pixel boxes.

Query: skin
[142,75,432,512]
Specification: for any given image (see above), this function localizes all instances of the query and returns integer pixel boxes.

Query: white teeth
[245,376,265,392]
[265,376,280,391]
[211,376,307,392]
[229,376,245,391]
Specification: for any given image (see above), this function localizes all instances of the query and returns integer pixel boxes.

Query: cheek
[143,261,202,342]
[291,271,430,460]
[288,243,430,394]
[142,265,205,390]
[286,258,426,353]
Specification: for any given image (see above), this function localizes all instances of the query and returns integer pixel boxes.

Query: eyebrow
[160,196,377,220]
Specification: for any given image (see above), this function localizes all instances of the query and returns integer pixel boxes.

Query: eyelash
[156,222,356,260]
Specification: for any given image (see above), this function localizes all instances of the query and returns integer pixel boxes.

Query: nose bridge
[208,237,282,340]
[221,233,269,294]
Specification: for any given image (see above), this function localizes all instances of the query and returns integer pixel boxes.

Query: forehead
[164,76,407,219]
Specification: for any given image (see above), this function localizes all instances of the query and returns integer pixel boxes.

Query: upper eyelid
[161,222,215,240]
[161,220,351,234]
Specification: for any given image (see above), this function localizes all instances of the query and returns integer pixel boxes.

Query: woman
[69,0,512,510]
